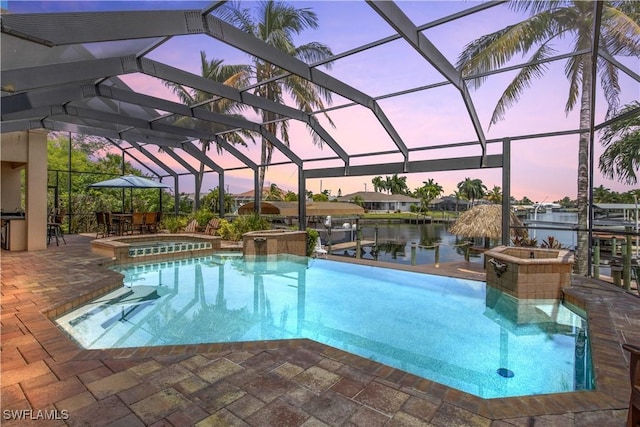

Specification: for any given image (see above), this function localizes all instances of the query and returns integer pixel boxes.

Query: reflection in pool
[55,253,592,398]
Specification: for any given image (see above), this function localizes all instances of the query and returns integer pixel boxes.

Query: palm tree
[593,184,614,203]
[351,195,365,208]
[264,183,285,201]
[486,185,503,203]
[452,190,465,212]
[599,101,640,185]
[218,1,335,203]
[457,1,640,275]
[457,178,486,206]
[372,176,385,193]
[416,179,444,212]
[164,51,251,197]
[388,174,409,195]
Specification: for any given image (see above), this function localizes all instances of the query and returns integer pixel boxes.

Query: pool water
[55,254,592,398]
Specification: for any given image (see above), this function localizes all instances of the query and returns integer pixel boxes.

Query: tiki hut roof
[237,201,364,216]
[448,204,525,239]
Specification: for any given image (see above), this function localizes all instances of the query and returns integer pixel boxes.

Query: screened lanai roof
[1,1,638,225]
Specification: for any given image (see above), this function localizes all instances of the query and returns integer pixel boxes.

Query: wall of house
[1,130,48,251]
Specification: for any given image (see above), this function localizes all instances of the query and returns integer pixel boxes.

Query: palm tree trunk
[575,56,593,276]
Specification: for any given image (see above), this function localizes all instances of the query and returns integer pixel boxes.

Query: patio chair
[313,237,328,258]
[144,212,158,233]
[623,343,640,427]
[204,218,221,236]
[131,212,147,234]
[184,218,199,233]
[47,209,66,246]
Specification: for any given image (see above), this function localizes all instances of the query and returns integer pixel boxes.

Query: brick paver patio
[1,234,637,426]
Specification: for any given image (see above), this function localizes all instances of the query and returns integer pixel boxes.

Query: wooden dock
[329,240,375,251]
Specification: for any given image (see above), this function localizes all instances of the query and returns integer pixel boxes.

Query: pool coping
[2,234,635,425]
[44,248,630,419]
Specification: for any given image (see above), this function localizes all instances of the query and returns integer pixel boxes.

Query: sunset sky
[7,1,639,202]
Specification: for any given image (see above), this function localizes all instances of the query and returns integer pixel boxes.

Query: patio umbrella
[448,204,525,247]
[88,174,170,211]
[88,174,170,189]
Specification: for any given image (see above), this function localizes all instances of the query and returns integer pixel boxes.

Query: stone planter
[242,229,307,258]
[484,246,574,299]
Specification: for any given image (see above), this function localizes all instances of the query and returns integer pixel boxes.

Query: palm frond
[599,134,640,184]
[598,56,622,118]
[458,11,562,89]
[602,3,640,55]
[508,1,563,16]
[598,102,640,184]
[563,54,581,114]
[490,44,554,126]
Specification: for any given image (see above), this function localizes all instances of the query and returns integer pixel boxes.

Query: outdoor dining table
[111,213,132,235]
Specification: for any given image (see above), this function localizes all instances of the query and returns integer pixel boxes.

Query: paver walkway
[1,234,638,426]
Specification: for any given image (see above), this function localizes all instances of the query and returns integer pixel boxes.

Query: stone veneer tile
[293,366,341,394]
[301,391,360,425]
[129,388,191,425]
[86,370,141,400]
[246,399,310,427]
[24,376,87,408]
[68,395,133,427]
[194,358,244,383]
[2,360,52,387]
[354,381,410,415]
[194,408,247,427]
[55,391,97,413]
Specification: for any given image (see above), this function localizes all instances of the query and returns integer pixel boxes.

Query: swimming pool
[55,253,592,399]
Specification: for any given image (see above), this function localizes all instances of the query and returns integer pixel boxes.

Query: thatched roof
[237,201,364,216]
[448,204,525,239]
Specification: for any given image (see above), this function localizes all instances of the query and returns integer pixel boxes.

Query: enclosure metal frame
[2,1,639,273]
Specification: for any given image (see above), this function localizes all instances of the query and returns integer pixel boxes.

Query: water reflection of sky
[55,254,591,398]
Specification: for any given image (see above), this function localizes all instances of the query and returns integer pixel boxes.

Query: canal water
[327,211,579,266]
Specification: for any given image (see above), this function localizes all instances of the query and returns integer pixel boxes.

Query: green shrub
[233,214,271,235]
[217,214,271,241]
[161,215,187,233]
[192,208,215,227]
[306,227,319,257]
[217,219,240,241]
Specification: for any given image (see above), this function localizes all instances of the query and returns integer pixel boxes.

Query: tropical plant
[457,178,486,206]
[217,214,272,241]
[599,101,640,185]
[264,183,285,201]
[415,179,443,212]
[593,185,614,203]
[555,196,576,208]
[541,236,566,249]
[306,227,319,257]
[457,1,640,275]
[511,235,539,248]
[372,176,386,193]
[486,185,503,203]
[284,190,298,201]
[163,51,252,197]
[519,196,533,205]
[218,1,335,206]
[388,174,409,195]
[350,195,365,207]
[190,207,216,228]
[161,215,187,233]
[201,186,235,214]
[452,190,465,212]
